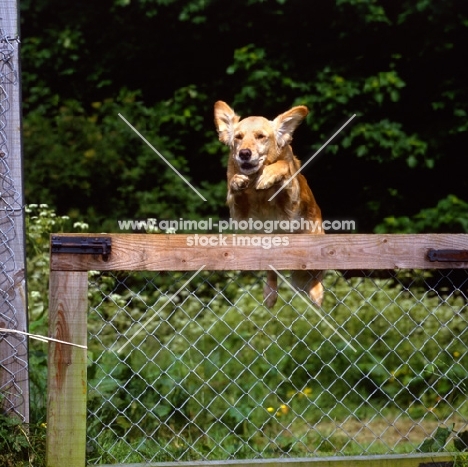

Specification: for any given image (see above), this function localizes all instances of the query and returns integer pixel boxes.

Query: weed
[0,411,46,467]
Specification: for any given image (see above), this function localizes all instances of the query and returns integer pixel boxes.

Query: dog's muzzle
[237,149,264,174]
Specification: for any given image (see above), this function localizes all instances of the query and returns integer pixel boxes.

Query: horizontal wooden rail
[50,233,468,271]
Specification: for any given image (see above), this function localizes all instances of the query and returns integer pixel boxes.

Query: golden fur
[214,101,324,308]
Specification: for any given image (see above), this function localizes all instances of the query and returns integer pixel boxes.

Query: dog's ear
[214,101,240,145]
[273,105,309,148]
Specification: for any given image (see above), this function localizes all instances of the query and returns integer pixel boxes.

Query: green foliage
[24,90,225,230]
[26,203,87,332]
[0,411,46,467]
[336,0,391,25]
[376,194,468,233]
[20,0,468,232]
[84,268,468,461]
[419,424,454,453]
[0,414,30,457]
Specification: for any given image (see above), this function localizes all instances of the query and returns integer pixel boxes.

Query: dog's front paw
[256,168,282,190]
[230,174,250,191]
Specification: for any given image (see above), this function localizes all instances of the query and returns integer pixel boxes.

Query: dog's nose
[239,149,252,161]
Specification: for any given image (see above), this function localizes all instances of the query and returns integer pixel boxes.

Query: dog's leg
[230,174,250,191]
[263,270,278,308]
[256,160,290,190]
[291,270,324,306]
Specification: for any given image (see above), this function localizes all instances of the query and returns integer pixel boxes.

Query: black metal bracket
[51,236,112,259]
[427,249,468,262]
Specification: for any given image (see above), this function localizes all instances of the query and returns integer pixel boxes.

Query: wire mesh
[85,268,468,464]
[0,26,28,419]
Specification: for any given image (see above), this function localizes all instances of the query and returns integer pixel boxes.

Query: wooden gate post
[46,270,88,467]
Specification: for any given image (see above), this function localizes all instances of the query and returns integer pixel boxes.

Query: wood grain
[46,271,88,467]
[50,233,468,271]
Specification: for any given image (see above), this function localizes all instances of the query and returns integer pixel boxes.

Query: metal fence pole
[0,0,29,422]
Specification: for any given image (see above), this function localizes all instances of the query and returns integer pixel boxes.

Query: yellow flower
[299,387,313,398]
[453,351,461,358]
[84,148,96,159]
[279,404,289,415]
[267,407,275,413]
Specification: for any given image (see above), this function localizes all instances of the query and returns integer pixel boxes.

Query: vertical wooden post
[0,0,29,421]
[46,270,88,467]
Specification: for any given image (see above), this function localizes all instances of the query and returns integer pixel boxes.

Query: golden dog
[214,101,324,308]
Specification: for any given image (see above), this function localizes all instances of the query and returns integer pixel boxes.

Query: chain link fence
[0,24,28,419]
[84,268,468,464]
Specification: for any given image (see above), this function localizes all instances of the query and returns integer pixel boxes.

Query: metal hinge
[51,236,111,258]
[427,249,468,262]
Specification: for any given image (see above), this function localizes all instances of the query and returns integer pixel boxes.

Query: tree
[20,0,468,232]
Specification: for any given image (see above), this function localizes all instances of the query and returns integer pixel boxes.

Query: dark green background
[20,0,468,233]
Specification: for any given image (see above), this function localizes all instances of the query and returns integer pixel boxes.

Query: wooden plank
[0,1,29,421]
[51,233,468,271]
[93,452,454,466]
[46,271,88,467]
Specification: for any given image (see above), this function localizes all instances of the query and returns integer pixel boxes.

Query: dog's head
[214,101,308,176]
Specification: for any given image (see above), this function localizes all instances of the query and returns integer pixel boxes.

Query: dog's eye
[256,133,266,140]
[234,133,243,141]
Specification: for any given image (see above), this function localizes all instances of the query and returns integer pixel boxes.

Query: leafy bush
[23,91,225,232]
[21,0,468,233]
[85,268,468,461]
[0,410,46,467]
[376,194,468,233]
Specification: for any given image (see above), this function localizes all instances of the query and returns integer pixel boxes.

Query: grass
[4,415,467,467]
[86,412,468,462]
[80,268,468,464]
